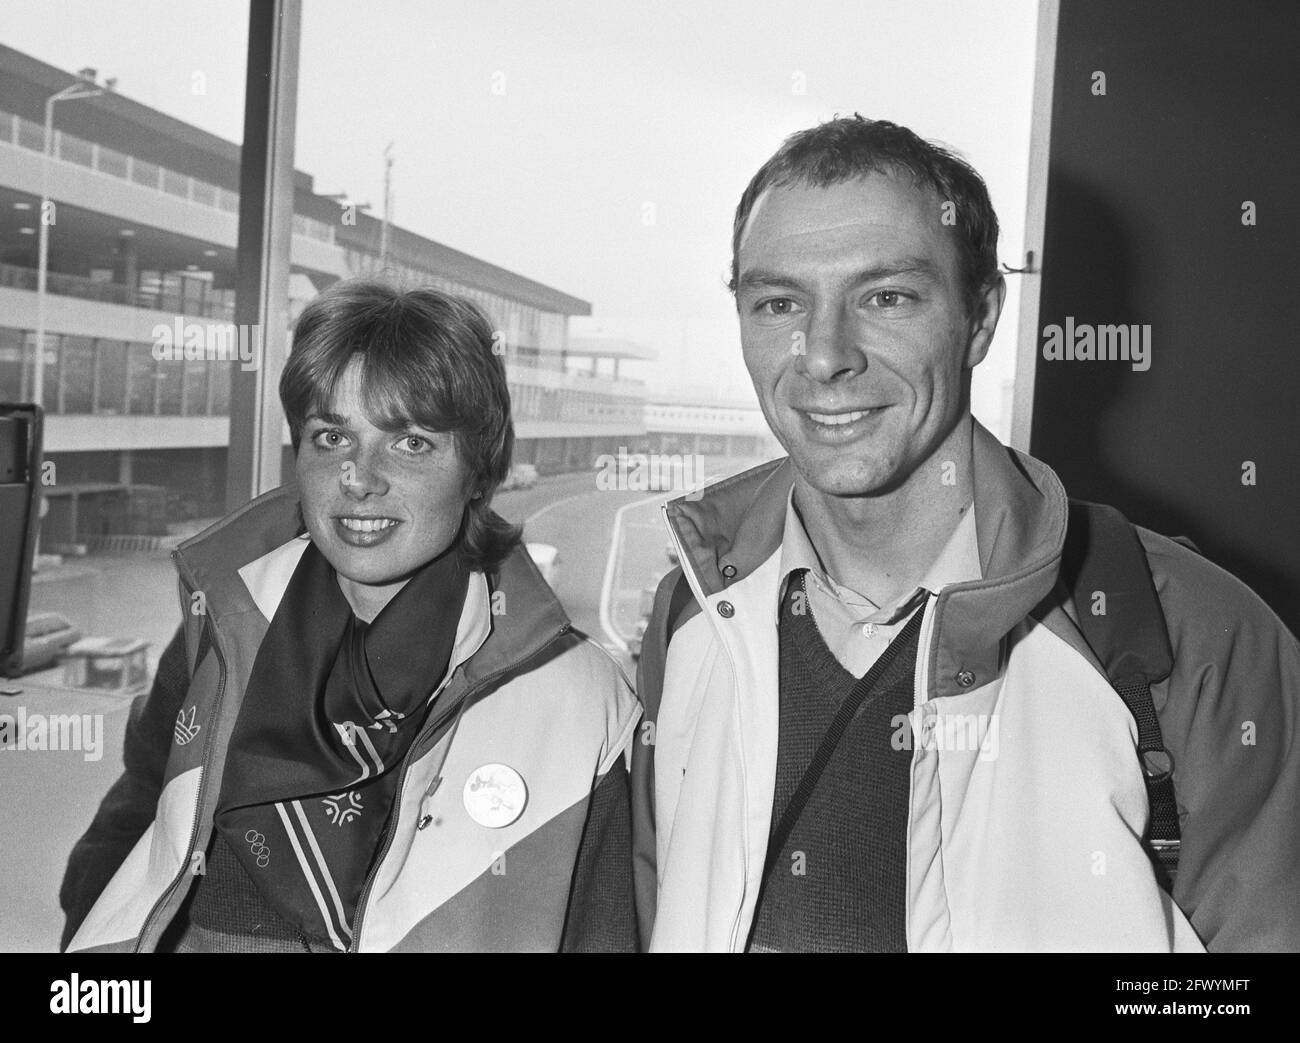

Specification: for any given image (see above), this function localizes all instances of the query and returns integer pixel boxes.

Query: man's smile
[795,405,890,443]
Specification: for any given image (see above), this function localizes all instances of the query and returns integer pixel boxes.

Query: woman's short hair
[280,277,522,573]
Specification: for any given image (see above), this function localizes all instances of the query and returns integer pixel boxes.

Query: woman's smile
[333,515,403,547]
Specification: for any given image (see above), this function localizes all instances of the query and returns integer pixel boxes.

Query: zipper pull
[417,776,442,830]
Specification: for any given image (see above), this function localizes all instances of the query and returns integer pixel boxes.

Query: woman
[59,279,640,952]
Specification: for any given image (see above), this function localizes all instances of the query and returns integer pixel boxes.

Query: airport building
[0,43,646,549]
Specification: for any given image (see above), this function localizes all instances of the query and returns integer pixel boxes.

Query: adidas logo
[174,706,201,746]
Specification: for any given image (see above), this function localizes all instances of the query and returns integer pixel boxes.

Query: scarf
[214,539,470,950]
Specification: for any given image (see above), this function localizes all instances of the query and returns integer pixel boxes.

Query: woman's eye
[312,429,348,448]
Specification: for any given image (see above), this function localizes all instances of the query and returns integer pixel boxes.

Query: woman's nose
[339,454,389,497]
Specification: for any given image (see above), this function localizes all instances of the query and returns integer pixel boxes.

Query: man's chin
[789,450,902,499]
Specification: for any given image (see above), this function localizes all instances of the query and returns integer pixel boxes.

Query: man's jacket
[632,421,1300,952]
[62,485,641,952]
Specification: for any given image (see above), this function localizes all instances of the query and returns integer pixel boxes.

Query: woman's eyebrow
[305,411,348,426]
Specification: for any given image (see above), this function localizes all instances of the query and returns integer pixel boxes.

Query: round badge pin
[463,763,528,828]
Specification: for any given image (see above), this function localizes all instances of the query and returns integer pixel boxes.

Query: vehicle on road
[500,463,539,491]
[17,612,82,675]
[526,542,560,587]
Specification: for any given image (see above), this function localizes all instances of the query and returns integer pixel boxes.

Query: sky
[2,0,1040,428]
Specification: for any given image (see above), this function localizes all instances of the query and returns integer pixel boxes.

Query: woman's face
[296,357,474,619]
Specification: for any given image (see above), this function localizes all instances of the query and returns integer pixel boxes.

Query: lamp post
[34,78,104,407]
[379,142,394,270]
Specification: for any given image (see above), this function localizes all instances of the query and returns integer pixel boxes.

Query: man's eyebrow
[736,258,944,292]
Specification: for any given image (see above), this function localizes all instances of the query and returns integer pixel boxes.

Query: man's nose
[795,302,868,383]
[340,449,390,498]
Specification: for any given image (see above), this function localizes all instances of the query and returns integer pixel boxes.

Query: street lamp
[34,77,104,407]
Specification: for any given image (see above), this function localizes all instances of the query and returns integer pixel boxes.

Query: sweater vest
[747,571,921,952]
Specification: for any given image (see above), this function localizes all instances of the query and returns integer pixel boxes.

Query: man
[631,116,1300,952]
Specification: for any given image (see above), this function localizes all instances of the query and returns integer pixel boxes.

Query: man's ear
[964,274,1006,370]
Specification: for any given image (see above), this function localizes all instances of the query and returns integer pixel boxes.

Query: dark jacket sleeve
[58,623,191,950]
[560,756,638,952]
[1142,529,1300,951]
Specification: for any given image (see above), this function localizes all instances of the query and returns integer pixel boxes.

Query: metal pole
[225,0,302,511]
[34,94,55,409]
[380,142,393,270]
[34,83,102,409]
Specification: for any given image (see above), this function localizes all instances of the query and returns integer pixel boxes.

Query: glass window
[209,359,231,415]
[156,353,183,414]
[191,180,217,207]
[0,326,26,400]
[97,145,129,179]
[182,358,209,416]
[136,269,162,310]
[182,275,206,315]
[58,131,93,167]
[59,334,95,413]
[131,157,160,189]
[162,168,188,197]
[95,339,128,415]
[15,115,43,151]
[36,332,58,412]
[160,272,183,312]
[127,342,157,415]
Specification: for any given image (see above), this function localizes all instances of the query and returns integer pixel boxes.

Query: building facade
[0,44,645,548]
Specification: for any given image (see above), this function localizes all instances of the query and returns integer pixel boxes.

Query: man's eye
[868,290,909,308]
[757,298,799,317]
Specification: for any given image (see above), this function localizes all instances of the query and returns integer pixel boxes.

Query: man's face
[735,173,998,499]
[296,358,473,605]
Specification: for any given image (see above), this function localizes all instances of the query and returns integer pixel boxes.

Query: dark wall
[1030,0,1300,635]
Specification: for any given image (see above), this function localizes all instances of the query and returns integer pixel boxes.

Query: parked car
[19,612,82,674]
[526,542,559,587]
[500,463,539,492]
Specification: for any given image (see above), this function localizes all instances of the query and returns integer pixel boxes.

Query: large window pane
[94,338,128,414]
[2,0,251,957]
[182,358,209,416]
[0,327,25,400]
[59,334,94,413]
[156,353,183,415]
[127,343,157,414]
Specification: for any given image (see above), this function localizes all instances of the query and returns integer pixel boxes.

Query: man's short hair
[730,115,1001,313]
[280,277,521,572]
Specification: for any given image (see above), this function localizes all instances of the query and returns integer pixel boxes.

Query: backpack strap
[1061,500,1182,891]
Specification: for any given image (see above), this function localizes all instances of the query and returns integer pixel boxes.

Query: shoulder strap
[1061,499,1182,891]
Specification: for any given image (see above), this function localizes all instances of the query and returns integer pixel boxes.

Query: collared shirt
[778,489,982,677]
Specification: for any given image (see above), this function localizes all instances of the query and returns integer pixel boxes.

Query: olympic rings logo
[245,828,271,868]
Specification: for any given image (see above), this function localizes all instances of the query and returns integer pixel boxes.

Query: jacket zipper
[346,621,572,952]
[914,592,940,710]
[133,616,228,952]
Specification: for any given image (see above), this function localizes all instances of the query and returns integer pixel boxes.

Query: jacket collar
[173,484,572,688]
[664,418,1069,696]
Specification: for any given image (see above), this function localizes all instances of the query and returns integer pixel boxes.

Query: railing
[0,108,336,244]
[0,261,236,321]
